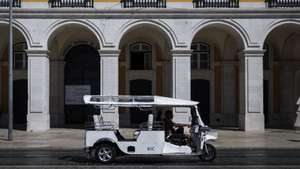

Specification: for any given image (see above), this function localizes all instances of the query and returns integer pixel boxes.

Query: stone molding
[98,50,119,57]
[26,50,49,57]
[170,49,193,57]
[242,49,265,57]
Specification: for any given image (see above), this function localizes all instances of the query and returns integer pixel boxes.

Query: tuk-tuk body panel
[118,131,164,154]
[85,130,118,147]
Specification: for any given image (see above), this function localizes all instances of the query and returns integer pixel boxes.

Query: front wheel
[199,143,216,162]
[95,144,116,164]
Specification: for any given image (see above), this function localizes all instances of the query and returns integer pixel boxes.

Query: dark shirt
[163,118,175,136]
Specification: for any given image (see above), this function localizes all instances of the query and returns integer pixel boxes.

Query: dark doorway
[264,80,269,127]
[191,79,210,125]
[64,45,100,125]
[13,79,27,128]
[129,79,152,125]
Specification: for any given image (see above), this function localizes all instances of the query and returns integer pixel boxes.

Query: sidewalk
[0,128,300,150]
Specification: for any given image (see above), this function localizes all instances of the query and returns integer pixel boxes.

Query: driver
[163,110,190,138]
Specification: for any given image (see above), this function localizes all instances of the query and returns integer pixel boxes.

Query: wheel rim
[98,147,113,162]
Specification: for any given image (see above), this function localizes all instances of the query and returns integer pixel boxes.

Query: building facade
[0,0,300,132]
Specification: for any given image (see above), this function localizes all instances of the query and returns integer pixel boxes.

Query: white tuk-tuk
[83,95,217,164]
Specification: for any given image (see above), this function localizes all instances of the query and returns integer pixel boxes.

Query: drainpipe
[8,0,14,141]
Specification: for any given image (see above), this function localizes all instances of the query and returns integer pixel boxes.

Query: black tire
[95,143,116,164]
[199,143,216,162]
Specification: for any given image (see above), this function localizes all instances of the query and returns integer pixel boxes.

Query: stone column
[239,50,265,131]
[99,50,119,126]
[171,50,192,124]
[27,50,50,132]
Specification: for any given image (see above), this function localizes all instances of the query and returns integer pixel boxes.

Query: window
[191,42,210,70]
[14,42,28,70]
[130,42,152,70]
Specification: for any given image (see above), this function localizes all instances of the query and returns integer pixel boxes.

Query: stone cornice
[0,8,300,19]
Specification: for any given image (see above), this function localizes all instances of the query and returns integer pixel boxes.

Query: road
[0,149,300,169]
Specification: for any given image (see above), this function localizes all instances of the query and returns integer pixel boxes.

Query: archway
[264,23,300,128]
[47,23,100,127]
[191,23,244,127]
[0,24,28,128]
[118,23,172,127]
[64,44,100,125]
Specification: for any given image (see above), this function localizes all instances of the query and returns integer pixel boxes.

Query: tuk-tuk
[83,95,217,163]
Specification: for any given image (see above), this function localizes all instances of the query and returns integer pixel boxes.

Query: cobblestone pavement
[0,149,300,169]
[1,128,300,150]
[0,128,300,168]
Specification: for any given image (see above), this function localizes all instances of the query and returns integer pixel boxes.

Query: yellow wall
[22,0,264,2]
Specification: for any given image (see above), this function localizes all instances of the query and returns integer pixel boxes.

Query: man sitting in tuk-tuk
[163,110,190,145]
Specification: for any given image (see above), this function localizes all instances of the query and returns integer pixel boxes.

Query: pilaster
[27,50,50,132]
[98,49,119,126]
[239,49,265,132]
[171,50,192,124]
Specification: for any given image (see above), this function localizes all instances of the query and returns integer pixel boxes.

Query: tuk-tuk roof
[83,95,199,107]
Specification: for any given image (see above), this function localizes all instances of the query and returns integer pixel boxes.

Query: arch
[45,19,105,49]
[262,19,300,48]
[64,44,100,125]
[0,19,32,48]
[191,20,250,49]
[263,20,300,128]
[116,20,177,49]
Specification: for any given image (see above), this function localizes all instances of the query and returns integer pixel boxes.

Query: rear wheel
[199,143,216,162]
[95,143,116,164]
